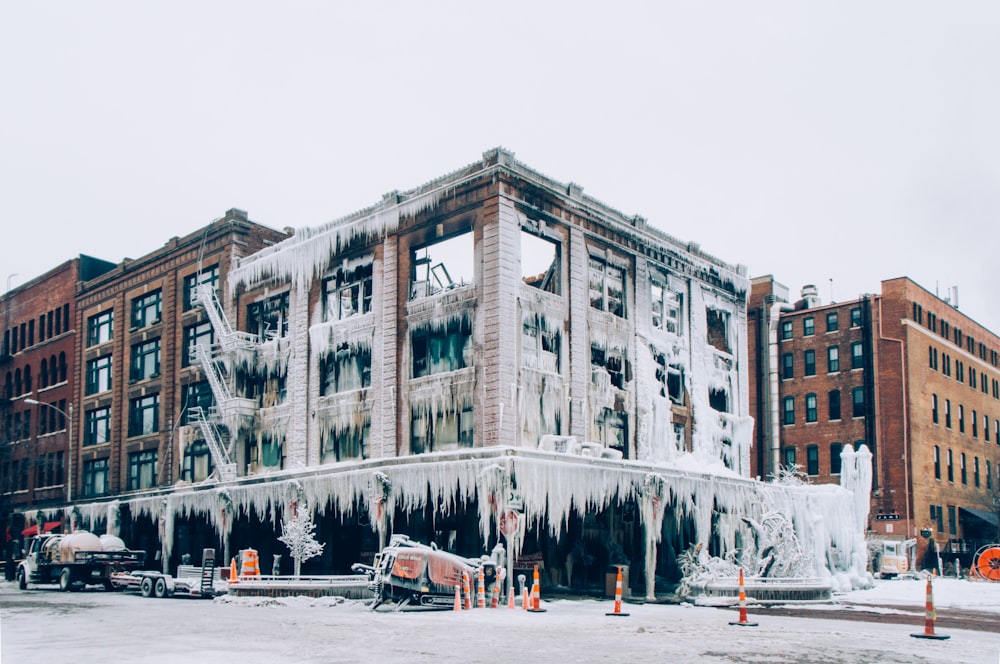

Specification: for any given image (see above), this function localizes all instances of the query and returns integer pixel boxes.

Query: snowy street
[2,579,998,663]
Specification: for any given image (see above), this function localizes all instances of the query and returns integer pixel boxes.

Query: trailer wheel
[16,568,27,590]
[58,568,73,592]
[154,577,168,598]
[140,577,154,597]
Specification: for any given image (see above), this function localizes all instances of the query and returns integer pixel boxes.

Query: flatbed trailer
[110,549,220,599]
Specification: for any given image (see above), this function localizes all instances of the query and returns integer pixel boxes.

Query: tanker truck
[16,531,145,591]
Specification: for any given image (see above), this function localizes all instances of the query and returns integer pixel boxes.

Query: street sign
[506,490,524,512]
[875,513,901,521]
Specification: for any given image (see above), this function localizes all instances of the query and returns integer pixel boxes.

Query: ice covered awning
[22,520,63,536]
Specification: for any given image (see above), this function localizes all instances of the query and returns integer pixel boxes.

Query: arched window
[14,368,22,396]
[40,359,48,389]
[50,354,58,385]
[58,352,67,383]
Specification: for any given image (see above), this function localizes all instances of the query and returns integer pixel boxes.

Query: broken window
[588,255,625,317]
[651,278,682,334]
[598,408,628,457]
[706,309,731,354]
[410,406,474,454]
[323,259,373,321]
[320,343,372,395]
[410,231,473,300]
[522,314,561,373]
[709,388,729,413]
[653,349,685,404]
[521,230,560,294]
[591,344,629,390]
[180,440,213,483]
[411,316,472,378]
[322,423,370,463]
[250,433,283,470]
[247,292,290,339]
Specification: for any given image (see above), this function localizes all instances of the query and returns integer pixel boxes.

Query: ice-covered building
[27,149,871,597]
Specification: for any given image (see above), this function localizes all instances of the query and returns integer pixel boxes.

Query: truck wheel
[17,568,27,590]
[140,577,154,597]
[154,577,168,598]
[59,568,73,592]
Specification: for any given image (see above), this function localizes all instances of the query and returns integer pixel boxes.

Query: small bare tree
[278,504,325,578]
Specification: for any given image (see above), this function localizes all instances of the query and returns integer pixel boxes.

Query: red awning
[21,521,63,537]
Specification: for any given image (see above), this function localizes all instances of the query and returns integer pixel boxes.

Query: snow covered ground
[1,578,998,663]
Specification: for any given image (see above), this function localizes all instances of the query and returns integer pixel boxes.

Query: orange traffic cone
[911,576,950,640]
[605,565,630,617]
[454,585,462,611]
[228,558,238,585]
[728,568,758,627]
[522,586,529,611]
[528,564,547,613]
[477,568,486,609]
[463,571,472,611]
[507,586,516,609]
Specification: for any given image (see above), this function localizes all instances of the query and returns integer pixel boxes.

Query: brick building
[1,256,116,541]
[749,275,1000,568]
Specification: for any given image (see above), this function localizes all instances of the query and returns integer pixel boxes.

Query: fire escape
[190,283,258,482]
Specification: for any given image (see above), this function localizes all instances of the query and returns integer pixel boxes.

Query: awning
[959,506,999,528]
[21,521,63,537]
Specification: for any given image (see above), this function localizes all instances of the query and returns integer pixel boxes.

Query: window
[181,439,213,483]
[912,302,923,324]
[591,345,627,390]
[588,256,625,317]
[87,310,113,346]
[974,456,980,488]
[928,346,938,370]
[322,423,371,463]
[782,353,794,380]
[947,505,956,535]
[828,390,841,420]
[932,394,938,424]
[706,310,731,354]
[131,290,162,328]
[805,393,817,422]
[960,453,967,484]
[807,445,819,475]
[128,394,159,437]
[959,404,965,433]
[827,346,839,373]
[972,410,978,438]
[127,450,158,490]
[783,396,795,425]
[322,260,373,321]
[130,339,161,381]
[970,367,977,389]
[826,312,838,332]
[82,459,109,498]
[851,342,864,369]
[804,350,816,376]
[410,232,474,300]
[650,279,682,334]
[320,344,372,395]
[933,445,941,480]
[852,387,865,418]
[782,446,797,471]
[83,407,111,447]
[945,399,951,428]
[182,265,219,311]
[986,415,991,442]
[522,230,561,296]
[183,321,214,367]
[803,317,815,336]
[411,405,474,454]
[522,314,561,373]
[830,443,843,474]
[247,292,289,339]
[947,449,953,482]
[85,355,112,395]
[181,382,214,424]
[987,460,993,490]
[943,353,951,377]
[956,361,964,383]
[411,317,472,379]
[781,321,792,340]
[850,307,862,328]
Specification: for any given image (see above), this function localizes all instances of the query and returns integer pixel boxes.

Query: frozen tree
[278,504,325,577]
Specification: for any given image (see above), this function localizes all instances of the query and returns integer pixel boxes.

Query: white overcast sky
[2,2,998,331]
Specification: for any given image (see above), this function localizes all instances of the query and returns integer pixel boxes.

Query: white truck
[16,531,146,592]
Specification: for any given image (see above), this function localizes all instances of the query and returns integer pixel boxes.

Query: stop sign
[499,510,520,536]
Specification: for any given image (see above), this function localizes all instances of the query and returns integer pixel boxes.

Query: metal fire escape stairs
[189,283,260,482]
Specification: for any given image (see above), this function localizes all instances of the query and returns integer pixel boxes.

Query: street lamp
[25,399,73,505]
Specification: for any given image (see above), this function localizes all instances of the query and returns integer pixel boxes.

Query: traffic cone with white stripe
[528,564,547,613]
[477,567,486,609]
[228,558,238,585]
[605,565,630,617]
[911,575,950,640]
[463,571,472,610]
[728,568,758,627]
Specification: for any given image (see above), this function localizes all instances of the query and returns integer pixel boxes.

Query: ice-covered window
[181,381,214,424]
[411,316,472,378]
[410,232,473,300]
[320,343,371,394]
[598,407,628,457]
[183,265,219,311]
[254,433,283,469]
[247,292,290,339]
[653,350,684,404]
[522,315,560,373]
[87,310,113,346]
[521,230,560,295]
[127,450,158,490]
[709,388,729,413]
[588,255,625,318]
[651,277,682,334]
[323,259,373,321]
[131,290,162,329]
[322,423,370,463]
[181,440,213,483]
[591,345,628,390]
[410,406,473,454]
[706,309,731,354]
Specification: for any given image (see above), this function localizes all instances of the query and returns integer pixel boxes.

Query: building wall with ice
[225,149,753,476]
